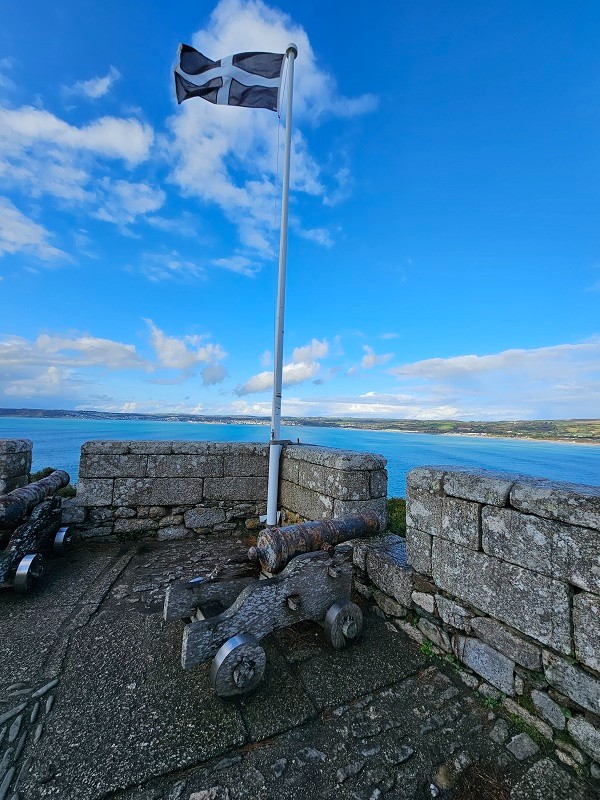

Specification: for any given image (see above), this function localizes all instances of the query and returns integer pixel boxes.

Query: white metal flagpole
[266,42,297,526]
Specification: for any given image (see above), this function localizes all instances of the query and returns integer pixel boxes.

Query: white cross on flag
[174,44,285,112]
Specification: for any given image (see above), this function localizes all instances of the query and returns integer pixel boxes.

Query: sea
[0,417,598,497]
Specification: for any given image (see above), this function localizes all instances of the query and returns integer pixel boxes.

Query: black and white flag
[174,44,285,112]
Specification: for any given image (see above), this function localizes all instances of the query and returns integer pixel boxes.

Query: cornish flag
[174,44,285,112]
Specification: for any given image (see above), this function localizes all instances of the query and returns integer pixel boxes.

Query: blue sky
[0,0,598,419]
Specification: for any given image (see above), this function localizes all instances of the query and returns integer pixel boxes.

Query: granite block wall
[0,439,32,495]
[355,466,600,781]
[68,440,388,539]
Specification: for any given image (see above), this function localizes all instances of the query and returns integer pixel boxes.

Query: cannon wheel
[210,633,266,698]
[14,553,44,594]
[53,526,73,556]
[324,599,363,650]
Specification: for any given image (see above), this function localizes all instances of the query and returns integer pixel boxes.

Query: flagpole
[266,42,297,527]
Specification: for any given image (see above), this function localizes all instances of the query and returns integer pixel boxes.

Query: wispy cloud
[0,198,68,261]
[70,66,121,99]
[236,336,328,395]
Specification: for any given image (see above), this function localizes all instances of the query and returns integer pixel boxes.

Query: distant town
[1,408,599,444]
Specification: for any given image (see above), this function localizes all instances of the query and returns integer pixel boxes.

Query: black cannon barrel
[0,470,70,528]
[248,510,381,574]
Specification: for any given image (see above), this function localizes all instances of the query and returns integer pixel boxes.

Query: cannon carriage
[164,511,380,698]
[0,470,73,592]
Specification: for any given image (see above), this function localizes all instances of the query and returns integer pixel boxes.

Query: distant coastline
[1,408,599,446]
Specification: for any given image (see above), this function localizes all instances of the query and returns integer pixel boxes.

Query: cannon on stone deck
[0,470,73,593]
[164,511,380,698]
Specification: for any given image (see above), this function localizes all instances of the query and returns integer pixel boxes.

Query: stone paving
[0,538,597,800]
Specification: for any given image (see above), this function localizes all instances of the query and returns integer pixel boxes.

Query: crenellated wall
[65,440,388,538]
[0,439,32,494]
[355,466,600,779]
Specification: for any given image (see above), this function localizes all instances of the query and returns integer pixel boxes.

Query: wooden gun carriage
[164,511,380,698]
[0,470,72,592]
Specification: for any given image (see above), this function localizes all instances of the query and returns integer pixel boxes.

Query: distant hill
[1,409,599,444]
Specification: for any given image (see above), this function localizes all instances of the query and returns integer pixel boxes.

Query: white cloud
[0,332,146,370]
[212,255,259,276]
[296,226,333,248]
[292,338,328,362]
[0,198,68,261]
[168,0,376,262]
[94,178,166,226]
[389,341,600,380]
[385,339,600,419]
[71,66,121,99]
[2,365,85,398]
[136,251,205,282]
[0,106,153,166]
[361,345,393,369]
[145,319,226,369]
[202,363,229,385]
[260,349,272,367]
[236,360,320,395]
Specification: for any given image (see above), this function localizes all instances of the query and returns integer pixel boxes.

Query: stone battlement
[355,466,600,780]
[65,440,388,538]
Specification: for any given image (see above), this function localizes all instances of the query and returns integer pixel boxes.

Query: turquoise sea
[0,417,598,497]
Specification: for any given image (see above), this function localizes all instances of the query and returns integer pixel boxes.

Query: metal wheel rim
[14,553,44,593]
[53,526,72,555]
[210,633,266,698]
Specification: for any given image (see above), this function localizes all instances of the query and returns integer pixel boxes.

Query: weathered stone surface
[506,733,539,760]
[510,758,587,800]
[61,499,86,525]
[89,507,114,523]
[543,651,600,714]
[405,488,442,535]
[279,480,334,519]
[441,497,480,549]
[482,507,600,592]
[512,703,550,740]
[412,591,435,613]
[364,537,414,606]
[280,456,299,484]
[157,525,192,541]
[147,454,223,478]
[282,443,386,471]
[531,690,566,730]
[114,507,136,519]
[82,440,132,455]
[573,592,600,672]
[298,461,371,501]
[452,635,515,694]
[443,467,518,506]
[204,477,268,503]
[406,466,445,493]
[113,518,158,535]
[369,469,388,498]
[222,453,269,477]
[510,477,600,531]
[470,617,542,671]
[406,527,432,575]
[184,507,227,529]
[418,618,451,651]
[76,478,114,506]
[435,595,472,631]
[159,514,184,527]
[432,538,572,653]
[372,589,408,618]
[114,477,205,506]
[353,534,400,572]
[567,716,600,762]
[333,497,388,528]
[80,454,147,479]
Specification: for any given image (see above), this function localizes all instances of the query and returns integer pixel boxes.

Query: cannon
[0,470,73,593]
[164,511,380,698]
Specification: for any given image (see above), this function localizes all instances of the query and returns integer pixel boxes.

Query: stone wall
[279,444,388,527]
[355,466,600,781]
[68,440,388,539]
[0,439,32,495]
